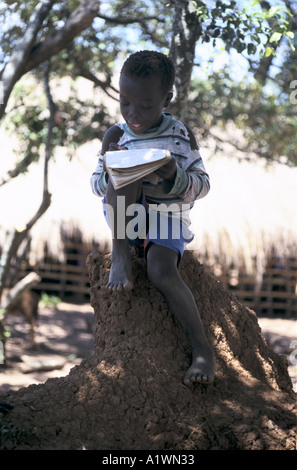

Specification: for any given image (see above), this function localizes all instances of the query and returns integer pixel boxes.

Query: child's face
[119,73,172,135]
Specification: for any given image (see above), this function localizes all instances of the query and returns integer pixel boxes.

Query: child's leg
[146,243,215,384]
[105,178,143,291]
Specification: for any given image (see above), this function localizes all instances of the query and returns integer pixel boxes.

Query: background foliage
[0,0,296,178]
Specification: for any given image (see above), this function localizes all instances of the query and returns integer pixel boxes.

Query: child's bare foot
[106,241,133,291]
[183,347,215,385]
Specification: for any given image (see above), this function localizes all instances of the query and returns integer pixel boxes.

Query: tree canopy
[0,0,296,177]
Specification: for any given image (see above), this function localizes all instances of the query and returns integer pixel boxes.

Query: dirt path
[0,302,95,393]
[0,302,296,393]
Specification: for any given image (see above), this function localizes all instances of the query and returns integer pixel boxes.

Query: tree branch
[23,0,100,75]
[1,272,41,312]
[0,0,100,121]
[0,153,37,188]
[0,0,56,121]
[251,1,288,84]
[25,61,54,233]
[74,60,119,101]
[97,13,164,25]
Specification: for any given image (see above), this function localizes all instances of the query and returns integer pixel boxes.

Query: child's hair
[120,50,175,93]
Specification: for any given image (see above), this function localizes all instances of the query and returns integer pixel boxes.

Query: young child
[91,50,215,385]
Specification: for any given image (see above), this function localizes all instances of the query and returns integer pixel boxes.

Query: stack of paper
[104,148,171,189]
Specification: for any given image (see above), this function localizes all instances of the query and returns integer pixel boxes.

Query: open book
[104,148,171,189]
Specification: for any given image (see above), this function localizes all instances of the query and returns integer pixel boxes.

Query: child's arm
[160,124,210,202]
[91,125,124,196]
[154,157,177,182]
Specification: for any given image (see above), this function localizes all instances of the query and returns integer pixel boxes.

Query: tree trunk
[169,0,202,120]
[0,249,295,450]
[0,62,54,366]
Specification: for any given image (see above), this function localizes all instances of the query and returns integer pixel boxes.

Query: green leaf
[268,6,285,17]
[286,31,294,39]
[269,31,282,43]
[264,46,275,57]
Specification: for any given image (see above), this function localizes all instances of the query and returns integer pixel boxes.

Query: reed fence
[26,239,296,317]
[202,256,297,317]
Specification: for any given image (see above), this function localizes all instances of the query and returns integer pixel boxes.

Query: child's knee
[147,257,177,293]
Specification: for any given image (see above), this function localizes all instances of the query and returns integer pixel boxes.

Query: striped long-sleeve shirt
[91,113,210,218]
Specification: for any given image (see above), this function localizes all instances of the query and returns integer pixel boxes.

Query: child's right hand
[103,143,127,171]
[108,143,121,151]
[108,143,127,151]
[103,144,121,171]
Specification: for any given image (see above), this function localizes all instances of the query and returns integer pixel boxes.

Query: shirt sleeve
[90,151,108,197]
[163,149,210,202]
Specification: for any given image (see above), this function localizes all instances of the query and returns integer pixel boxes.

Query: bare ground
[0,302,95,393]
[1,302,296,395]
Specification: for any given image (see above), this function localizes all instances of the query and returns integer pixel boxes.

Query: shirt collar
[122,113,174,138]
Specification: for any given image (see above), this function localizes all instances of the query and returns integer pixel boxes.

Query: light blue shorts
[102,195,193,262]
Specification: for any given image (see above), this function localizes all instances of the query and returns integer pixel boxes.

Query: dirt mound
[0,250,296,450]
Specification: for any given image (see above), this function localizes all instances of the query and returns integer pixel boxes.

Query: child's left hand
[155,158,177,181]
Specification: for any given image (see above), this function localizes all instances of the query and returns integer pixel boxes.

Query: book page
[104,148,171,189]
[105,148,170,169]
